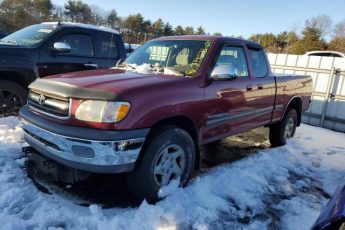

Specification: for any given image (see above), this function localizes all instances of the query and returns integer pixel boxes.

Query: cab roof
[153,35,262,48]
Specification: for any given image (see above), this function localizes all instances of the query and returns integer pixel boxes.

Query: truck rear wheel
[0,80,27,117]
[269,108,297,147]
[126,126,195,203]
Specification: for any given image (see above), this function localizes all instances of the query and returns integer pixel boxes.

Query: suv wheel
[127,126,195,203]
[0,81,27,117]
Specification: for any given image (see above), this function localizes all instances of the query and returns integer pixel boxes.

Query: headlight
[75,101,130,123]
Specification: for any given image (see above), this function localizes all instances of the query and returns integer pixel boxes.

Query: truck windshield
[123,40,212,77]
[0,24,56,47]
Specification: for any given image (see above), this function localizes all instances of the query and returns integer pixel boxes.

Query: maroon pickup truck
[19,36,312,202]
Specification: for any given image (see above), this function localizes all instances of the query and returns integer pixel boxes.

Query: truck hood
[0,45,33,57]
[30,68,188,100]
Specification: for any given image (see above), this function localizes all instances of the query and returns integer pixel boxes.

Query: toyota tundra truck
[19,36,312,202]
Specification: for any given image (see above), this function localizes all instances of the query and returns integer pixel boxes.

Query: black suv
[0,22,126,116]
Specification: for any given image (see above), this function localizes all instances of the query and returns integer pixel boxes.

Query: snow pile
[115,63,184,76]
[131,63,153,74]
[0,117,344,229]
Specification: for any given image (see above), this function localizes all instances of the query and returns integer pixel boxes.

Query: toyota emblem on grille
[38,95,46,105]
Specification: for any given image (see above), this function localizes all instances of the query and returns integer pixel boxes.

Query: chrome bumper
[20,118,146,173]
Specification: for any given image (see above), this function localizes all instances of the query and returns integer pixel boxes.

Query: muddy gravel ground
[28,127,271,209]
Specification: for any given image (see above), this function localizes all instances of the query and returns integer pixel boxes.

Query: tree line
[249,15,345,54]
[0,0,215,44]
[0,1,344,54]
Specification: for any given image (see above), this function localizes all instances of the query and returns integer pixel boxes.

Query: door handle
[258,84,264,90]
[84,63,98,68]
[246,84,253,91]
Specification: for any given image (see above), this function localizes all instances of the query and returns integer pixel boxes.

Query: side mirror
[211,64,238,80]
[52,42,71,54]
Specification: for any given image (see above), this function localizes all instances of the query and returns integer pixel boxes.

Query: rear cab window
[98,33,121,59]
[248,47,268,78]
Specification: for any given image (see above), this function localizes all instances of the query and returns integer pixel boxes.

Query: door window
[215,46,248,77]
[57,34,94,57]
[248,48,268,78]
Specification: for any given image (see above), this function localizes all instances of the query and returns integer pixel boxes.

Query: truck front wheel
[127,126,195,203]
[269,108,297,146]
[0,80,27,117]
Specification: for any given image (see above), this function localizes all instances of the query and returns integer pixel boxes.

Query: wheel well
[0,71,33,92]
[286,97,302,126]
[146,116,200,169]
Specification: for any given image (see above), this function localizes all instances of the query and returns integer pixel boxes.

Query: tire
[126,126,196,203]
[269,109,297,147]
[0,80,27,117]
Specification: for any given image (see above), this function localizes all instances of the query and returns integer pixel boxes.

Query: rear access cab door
[37,27,100,77]
[203,42,276,143]
[95,31,126,68]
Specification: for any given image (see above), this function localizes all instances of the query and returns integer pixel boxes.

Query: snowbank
[0,117,344,229]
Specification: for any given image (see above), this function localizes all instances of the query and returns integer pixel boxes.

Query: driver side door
[38,32,99,77]
[203,44,256,143]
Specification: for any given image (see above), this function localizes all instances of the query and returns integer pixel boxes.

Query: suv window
[99,34,118,58]
[215,45,248,77]
[57,34,94,57]
[248,48,268,78]
[309,52,342,57]
[309,53,330,57]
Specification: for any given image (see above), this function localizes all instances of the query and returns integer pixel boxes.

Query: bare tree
[107,9,120,30]
[288,22,300,35]
[306,14,332,39]
[333,20,345,38]
[52,5,66,21]
[90,5,106,26]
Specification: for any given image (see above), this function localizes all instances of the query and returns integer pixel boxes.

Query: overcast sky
[52,0,345,38]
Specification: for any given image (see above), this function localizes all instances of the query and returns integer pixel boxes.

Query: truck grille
[28,90,71,119]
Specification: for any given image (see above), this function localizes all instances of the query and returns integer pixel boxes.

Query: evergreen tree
[122,14,144,43]
[64,0,92,23]
[152,18,164,37]
[196,26,205,35]
[163,22,173,36]
[184,26,194,35]
[174,25,184,35]
[292,27,326,54]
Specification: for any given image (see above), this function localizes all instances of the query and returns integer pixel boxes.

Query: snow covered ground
[0,116,344,230]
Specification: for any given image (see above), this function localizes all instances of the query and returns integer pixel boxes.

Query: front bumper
[19,106,149,173]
